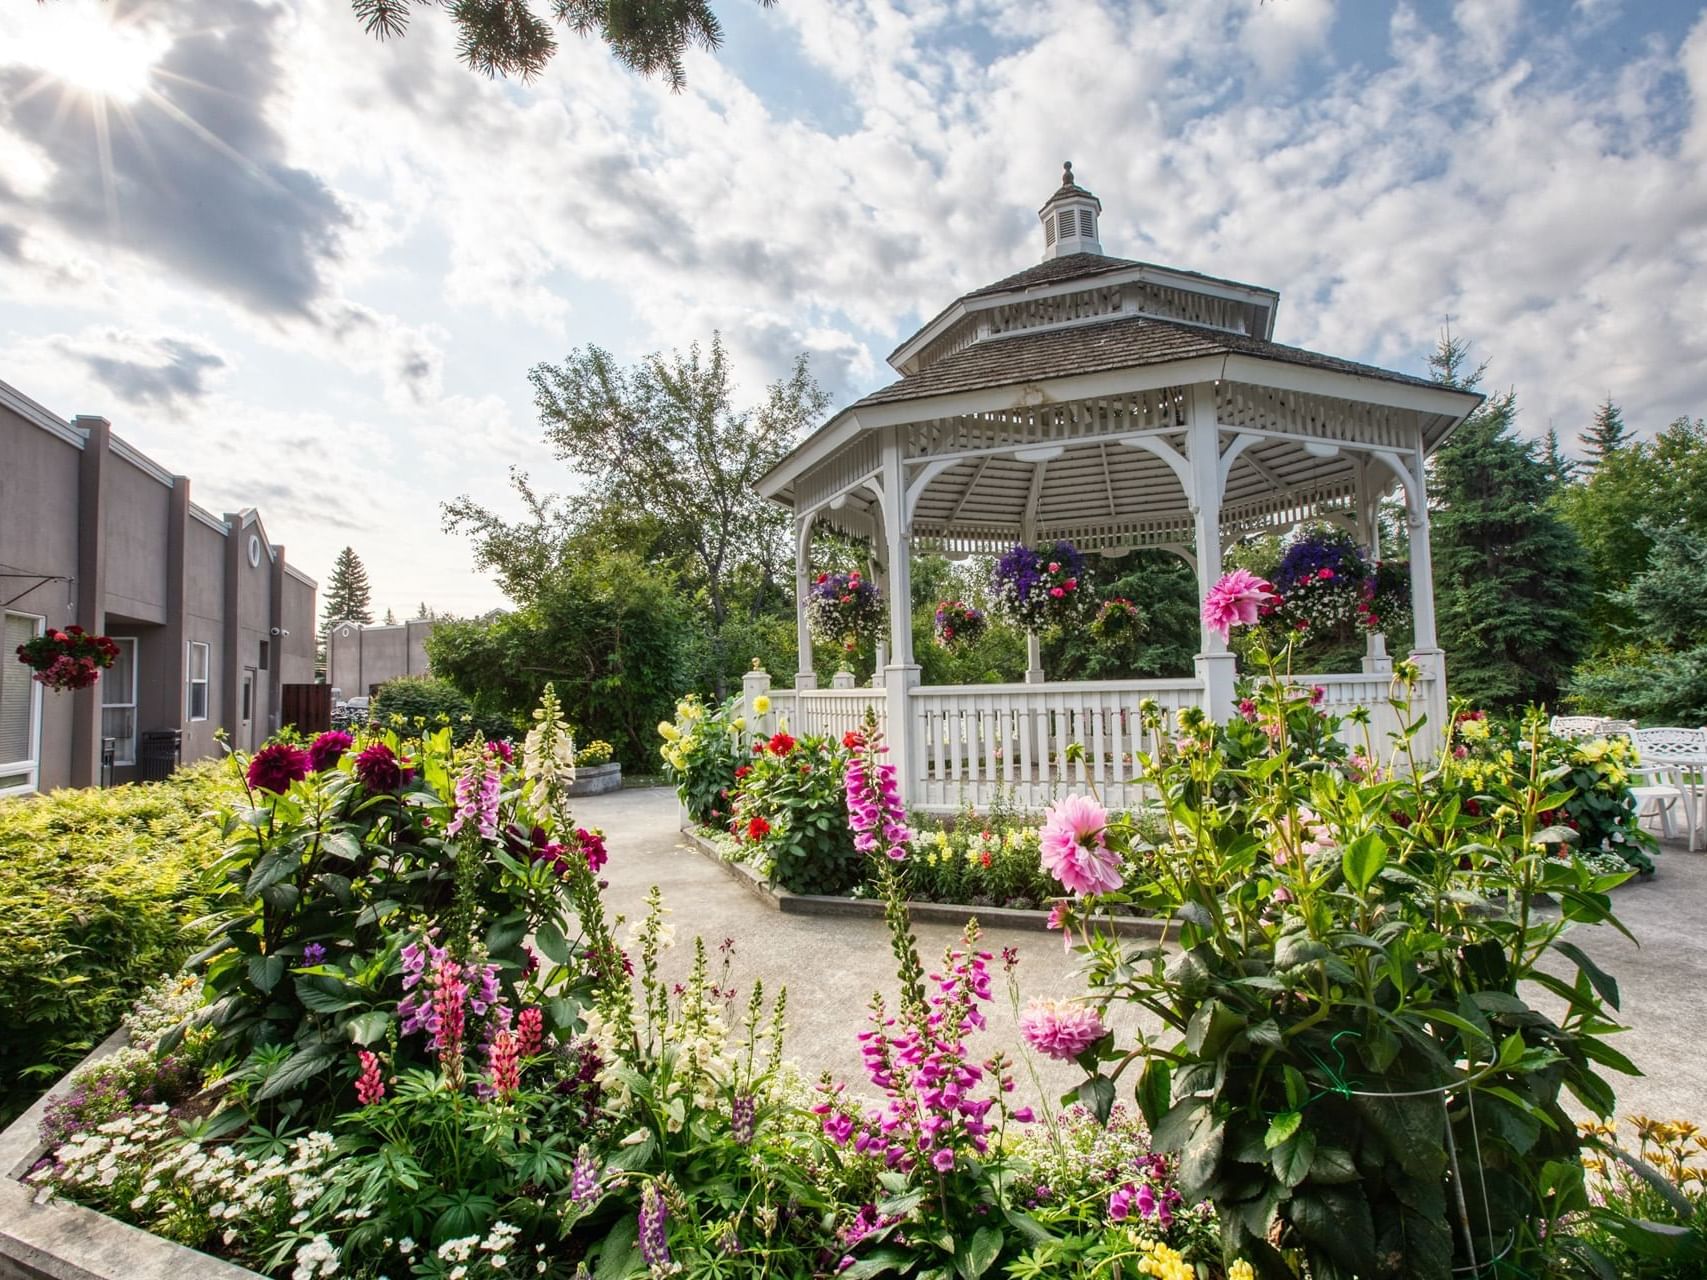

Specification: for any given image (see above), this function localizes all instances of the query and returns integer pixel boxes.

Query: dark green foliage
[1568,522,1707,723]
[445,335,824,707]
[425,550,691,768]
[369,674,517,742]
[1045,550,1200,679]
[1428,336,1588,710]
[347,0,776,84]
[321,546,374,627]
[0,764,241,1122]
[1554,417,1707,654]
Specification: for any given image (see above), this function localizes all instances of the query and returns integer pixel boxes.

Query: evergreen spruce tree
[1540,426,1577,490]
[1427,334,1588,709]
[1581,396,1628,467]
[383,607,397,625]
[322,547,374,627]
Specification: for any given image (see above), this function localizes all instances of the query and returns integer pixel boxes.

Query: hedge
[0,761,240,1123]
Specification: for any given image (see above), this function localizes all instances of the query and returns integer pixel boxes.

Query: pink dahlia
[1018,998,1107,1061]
[1201,569,1277,642]
[1039,793,1122,895]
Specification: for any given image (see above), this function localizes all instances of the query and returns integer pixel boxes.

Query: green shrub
[726,730,861,895]
[659,693,746,825]
[0,762,240,1122]
[370,674,516,742]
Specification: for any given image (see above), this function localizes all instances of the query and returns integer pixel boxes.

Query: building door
[241,667,256,750]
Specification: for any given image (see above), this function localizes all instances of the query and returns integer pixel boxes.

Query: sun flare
[13,1,166,104]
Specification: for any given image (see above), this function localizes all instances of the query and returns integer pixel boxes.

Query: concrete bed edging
[0,1032,263,1280]
[679,826,1168,940]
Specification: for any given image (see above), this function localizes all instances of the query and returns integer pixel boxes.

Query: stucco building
[0,379,317,793]
[325,617,438,699]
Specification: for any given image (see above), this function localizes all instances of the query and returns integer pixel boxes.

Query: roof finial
[1061,160,1073,187]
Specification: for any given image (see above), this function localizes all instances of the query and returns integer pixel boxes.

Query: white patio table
[1631,728,1707,852]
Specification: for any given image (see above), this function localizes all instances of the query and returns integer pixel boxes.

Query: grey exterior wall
[0,381,318,792]
[326,618,438,698]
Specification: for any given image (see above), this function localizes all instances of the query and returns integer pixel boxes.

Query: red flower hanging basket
[15,625,120,692]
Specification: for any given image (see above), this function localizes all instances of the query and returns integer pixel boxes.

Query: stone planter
[564,762,621,796]
[0,1032,261,1280]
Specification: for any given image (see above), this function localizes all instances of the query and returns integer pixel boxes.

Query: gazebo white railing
[753,164,1482,812]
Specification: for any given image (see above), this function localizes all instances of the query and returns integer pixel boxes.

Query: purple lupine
[570,1148,601,1203]
[638,1184,670,1270]
[446,750,500,839]
[730,1095,756,1146]
[300,942,327,966]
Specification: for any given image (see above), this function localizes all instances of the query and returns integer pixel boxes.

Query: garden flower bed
[10,587,1704,1280]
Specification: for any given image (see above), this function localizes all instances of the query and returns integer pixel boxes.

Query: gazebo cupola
[1040,161,1102,258]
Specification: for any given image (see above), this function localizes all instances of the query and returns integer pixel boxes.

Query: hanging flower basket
[1089,596,1147,645]
[1264,528,1369,639]
[806,570,882,653]
[932,600,986,650]
[15,624,120,692]
[989,540,1086,630]
[1356,560,1412,634]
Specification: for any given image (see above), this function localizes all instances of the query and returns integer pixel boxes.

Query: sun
[13,1,166,104]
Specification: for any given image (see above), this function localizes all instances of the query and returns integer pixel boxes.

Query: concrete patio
[583,786,1707,1123]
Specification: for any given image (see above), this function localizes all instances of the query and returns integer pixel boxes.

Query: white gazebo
[752,164,1482,812]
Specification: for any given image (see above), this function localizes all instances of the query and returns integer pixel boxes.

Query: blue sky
[2,0,1705,616]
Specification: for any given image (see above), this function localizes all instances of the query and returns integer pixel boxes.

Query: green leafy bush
[0,763,240,1122]
[659,692,746,825]
[370,674,516,743]
[1052,658,1646,1279]
[726,729,861,895]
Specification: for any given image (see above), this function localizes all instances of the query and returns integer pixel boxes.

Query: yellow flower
[752,695,771,715]
[658,721,681,742]
[1460,717,1490,741]
[729,717,746,733]
[1229,1263,1255,1280]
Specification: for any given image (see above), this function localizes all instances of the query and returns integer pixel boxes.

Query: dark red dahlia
[247,742,311,794]
[308,730,352,772]
[354,741,403,792]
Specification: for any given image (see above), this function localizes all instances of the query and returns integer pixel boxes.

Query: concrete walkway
[578,788,1707,1124]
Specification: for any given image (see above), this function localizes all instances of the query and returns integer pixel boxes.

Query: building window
[1,612,44,794]
[259,639,269,671]
[102,637,138,766]
[187,641,210,721]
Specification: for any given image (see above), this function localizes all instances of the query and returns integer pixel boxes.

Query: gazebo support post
[1025,632,1044,684]
[878,429,920,796]
[1404,442,1447,733]
[1354,458,1392,675]
[1188,385,1237,720]
[793,515,817,691]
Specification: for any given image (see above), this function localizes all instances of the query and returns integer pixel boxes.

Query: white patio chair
[1550,715,1606,740]
[1631,727,1707,850]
